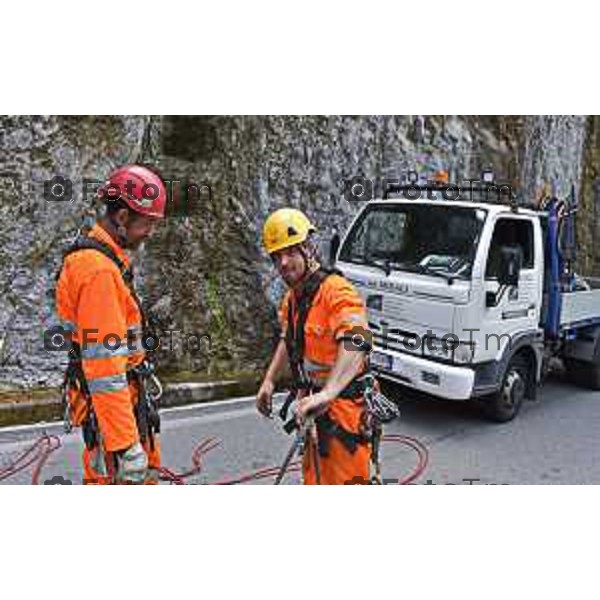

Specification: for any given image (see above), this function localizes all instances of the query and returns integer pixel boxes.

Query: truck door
[483,217,541,360]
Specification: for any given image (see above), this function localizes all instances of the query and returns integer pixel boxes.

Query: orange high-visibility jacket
[55,224,146,452]
[280,273,370,385]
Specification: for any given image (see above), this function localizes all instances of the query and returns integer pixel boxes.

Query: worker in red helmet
[55,164,167,484]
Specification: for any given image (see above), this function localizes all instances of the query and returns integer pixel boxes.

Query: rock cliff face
[0,115,595,388]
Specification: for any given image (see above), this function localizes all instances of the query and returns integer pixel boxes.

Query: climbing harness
[280,267,400,483]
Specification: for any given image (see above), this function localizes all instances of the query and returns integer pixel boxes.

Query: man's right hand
[256,379,275,417]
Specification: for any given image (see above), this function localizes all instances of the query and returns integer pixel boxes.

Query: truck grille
[371,325,422,356]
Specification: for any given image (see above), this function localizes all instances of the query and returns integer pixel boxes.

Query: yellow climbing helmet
[262,208,316,255]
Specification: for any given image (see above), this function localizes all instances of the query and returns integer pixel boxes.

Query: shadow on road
[380,369,584,431]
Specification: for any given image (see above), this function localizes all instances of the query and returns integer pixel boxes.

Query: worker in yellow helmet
[257,208,373,484]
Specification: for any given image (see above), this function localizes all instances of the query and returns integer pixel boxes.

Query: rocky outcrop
[0,115,595,389]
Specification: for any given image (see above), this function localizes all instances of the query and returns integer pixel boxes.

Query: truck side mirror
[498,246,522,287]
[329,231,341,266]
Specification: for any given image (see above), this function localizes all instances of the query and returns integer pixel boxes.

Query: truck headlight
[453,342,476,364]
[482,168,494,184]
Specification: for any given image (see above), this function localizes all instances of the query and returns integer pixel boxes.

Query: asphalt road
[2,373,600,484]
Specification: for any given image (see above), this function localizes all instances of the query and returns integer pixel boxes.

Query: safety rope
[0,432,428,485]
[0,433,62,484]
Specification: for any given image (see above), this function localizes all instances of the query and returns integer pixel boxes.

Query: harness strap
[284,268,334,391]
[59,237,148,331]
[314,412,369,457]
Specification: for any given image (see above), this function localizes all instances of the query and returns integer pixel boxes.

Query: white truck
[332,182,600,422]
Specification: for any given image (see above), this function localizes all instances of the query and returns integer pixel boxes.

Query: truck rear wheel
[564,357,600,391]
[482,354,530,423]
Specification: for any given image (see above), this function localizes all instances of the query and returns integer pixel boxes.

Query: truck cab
[334,190,599,422]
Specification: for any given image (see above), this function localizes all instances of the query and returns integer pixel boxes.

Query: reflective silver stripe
[340,313,367,325]
[303,358,333,373]
[87,373,129,395]
[81,341,138,360]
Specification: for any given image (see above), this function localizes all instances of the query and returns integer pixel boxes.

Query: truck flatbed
[561,287,600,329]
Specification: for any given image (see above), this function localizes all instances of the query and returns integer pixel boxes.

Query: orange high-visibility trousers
[302,399,370,485]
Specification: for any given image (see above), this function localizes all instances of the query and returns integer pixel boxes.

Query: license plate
[371,350,393,371]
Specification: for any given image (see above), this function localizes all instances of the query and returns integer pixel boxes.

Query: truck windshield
[339,203,487,279]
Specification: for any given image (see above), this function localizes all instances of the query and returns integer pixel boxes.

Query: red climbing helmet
[98,164,167,219]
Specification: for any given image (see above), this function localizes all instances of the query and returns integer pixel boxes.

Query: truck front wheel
[482,354,530,423]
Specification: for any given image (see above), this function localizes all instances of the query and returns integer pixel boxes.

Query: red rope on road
[382,434,429,485]
[161,434,429,485]
[0,433,62,484]
[0,432,429,485]
[157,436,222,484]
